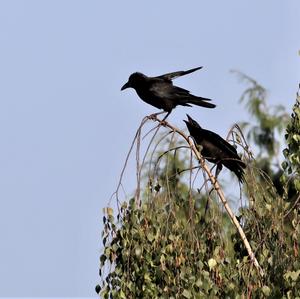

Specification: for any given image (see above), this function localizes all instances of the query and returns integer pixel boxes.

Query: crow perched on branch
[121,67,216,119]
[184,114,246,183]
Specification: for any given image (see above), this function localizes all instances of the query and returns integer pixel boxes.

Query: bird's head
[121,72,146,91]
[183,114,202,131]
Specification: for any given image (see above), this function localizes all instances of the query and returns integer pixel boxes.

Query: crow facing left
[184,114,246,183]
[121,67,216,119]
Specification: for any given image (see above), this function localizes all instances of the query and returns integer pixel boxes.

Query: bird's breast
[135,87,168,110]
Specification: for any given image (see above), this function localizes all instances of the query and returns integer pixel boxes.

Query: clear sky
[0,0,299,296]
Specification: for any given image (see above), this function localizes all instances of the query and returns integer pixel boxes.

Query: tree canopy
[96,77,300,299]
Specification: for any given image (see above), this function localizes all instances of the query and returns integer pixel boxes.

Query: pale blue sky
[0,0,299,296]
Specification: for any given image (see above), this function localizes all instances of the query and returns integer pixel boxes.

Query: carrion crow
[184,114,246,183]
[121,67,216,119]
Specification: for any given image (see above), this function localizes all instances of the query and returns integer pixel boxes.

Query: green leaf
[195,278,202,287]
[100,254,106,265]
[284,270,300,281]
[265,204,272,212]
[208,258,217,270]
[119,289,127,299]
[135,246,142,257]
[106,207,113,217]
[95,284,101,294]
[294,179,300,191]
[182,289,192,299]
[147,232,155,242]
[290,270,300,281]
[261,285,271,296]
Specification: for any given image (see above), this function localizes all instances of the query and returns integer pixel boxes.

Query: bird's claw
[160,120,167,126]
[148,113,158,120]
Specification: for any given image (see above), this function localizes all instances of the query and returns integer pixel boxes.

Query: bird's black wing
[157,66,203,81]
[149,80,214,109]
[201,129,246,182]
[148,79,190,98]
[201,129,240,158]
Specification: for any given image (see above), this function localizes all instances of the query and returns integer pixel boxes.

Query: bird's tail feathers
[188,96,216,108]
[234,166,245,183]
[223,159,246,183]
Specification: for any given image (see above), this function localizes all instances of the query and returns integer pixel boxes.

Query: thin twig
[109,117,149,209]
[284,193,300,218]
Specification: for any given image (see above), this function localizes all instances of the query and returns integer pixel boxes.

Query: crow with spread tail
[184,114,246,183]
[121,67,216,119]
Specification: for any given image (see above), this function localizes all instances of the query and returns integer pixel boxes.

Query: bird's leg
[161,111,171,121]
[215,163,222,181]
[156,111,170,127]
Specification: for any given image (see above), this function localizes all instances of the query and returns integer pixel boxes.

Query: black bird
[121,67,216,118]
[184,114,246,183]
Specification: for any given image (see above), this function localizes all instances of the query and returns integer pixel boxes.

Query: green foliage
[98,200,236,299]
[96,79,300,298]
[282,86,300,193]
[237,166,299,298]
[232,70,289,160]
[233,72,298,203]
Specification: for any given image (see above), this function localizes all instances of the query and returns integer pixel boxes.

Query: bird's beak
[186,114,193,123]
[121,82,130,91]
